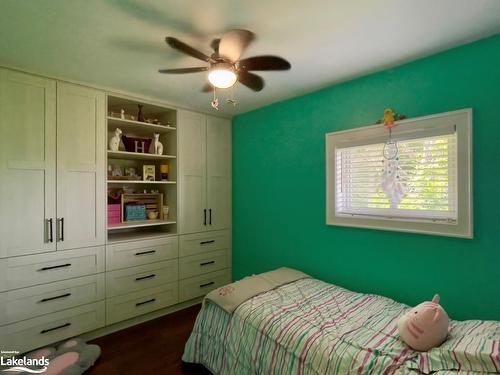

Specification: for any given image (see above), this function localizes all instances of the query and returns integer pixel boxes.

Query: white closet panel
[56,82,105,250]
[178,110,207,234]
[0,69,56,258]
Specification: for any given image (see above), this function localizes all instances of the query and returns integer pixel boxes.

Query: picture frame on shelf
[143,165,155,181]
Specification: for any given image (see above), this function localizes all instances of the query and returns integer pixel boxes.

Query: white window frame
[326,109,473,238]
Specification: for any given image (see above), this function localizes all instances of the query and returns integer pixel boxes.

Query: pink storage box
[108,204,121,225]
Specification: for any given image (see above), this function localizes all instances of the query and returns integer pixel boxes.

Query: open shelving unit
[106,94,178,243]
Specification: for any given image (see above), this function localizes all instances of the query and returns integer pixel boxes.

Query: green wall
[232,34,500,321]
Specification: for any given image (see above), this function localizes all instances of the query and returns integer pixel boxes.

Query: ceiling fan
[158,29,291,92]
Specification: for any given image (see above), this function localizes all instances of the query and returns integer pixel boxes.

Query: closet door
[56,83,105,250]
[0,69,56,258]
[178,110,207,234]
[206,116,231,231]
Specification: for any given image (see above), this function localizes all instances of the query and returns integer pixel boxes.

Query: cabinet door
[0,69,56,258]
[206,116,231,230]
[178,110,207,234]
[56,83,105,250]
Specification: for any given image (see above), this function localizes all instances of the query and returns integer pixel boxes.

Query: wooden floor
[88,304,207,375]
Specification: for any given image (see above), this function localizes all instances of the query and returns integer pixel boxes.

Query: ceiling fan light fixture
[208,62,237,89]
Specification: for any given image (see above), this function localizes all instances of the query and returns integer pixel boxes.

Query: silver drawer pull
[200,261,215,266]
[40,322,71,334]
[135,274,156,281]
[200,240,215,245]
[200,281,215,288]
[135,250,156,256]
[39,293,71,303]
[38,263,71,271]
[136,298,156,307]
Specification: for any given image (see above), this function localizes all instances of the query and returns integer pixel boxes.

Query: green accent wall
[232,34,500,321]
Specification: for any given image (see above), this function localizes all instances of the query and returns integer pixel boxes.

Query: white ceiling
[1,0,499,116]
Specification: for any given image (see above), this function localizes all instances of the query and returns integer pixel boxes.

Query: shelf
[107,219,177,231]
[108,116,176,134]
[108,150,176,161]
[108,180,176,185]
[107,231,177,244]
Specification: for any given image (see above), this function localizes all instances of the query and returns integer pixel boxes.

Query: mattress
[183,278,500,374]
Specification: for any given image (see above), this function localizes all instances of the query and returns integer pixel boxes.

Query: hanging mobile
[380,108,405,208]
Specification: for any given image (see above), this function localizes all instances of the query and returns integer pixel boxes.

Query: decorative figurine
[120,109,125,120]
[109,128,122,151]
[151,133,163,155]
[211,97,219,110]
[137,104,145,122]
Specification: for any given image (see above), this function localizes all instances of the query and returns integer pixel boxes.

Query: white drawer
[106,236,178,271]
[0,301,105,354]
[106,260,178,297]
[179,269,231,302]
[0,274,105,326]
[179,250,229,279]
[0,247,104,292]
[179,230,230,257]
[106,282,178,325]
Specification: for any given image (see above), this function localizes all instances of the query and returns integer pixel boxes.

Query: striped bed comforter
[183,278,500,374]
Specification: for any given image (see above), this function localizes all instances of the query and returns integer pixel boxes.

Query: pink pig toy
[398,294,450,351]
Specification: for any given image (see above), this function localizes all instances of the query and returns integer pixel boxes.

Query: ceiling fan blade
[202,83,213,92]
[238,71,264,92]
[219,29,254,62]
[159,67,208,74]
[239,55,291,71]
[165,37,210,62]
[210,38,221,54]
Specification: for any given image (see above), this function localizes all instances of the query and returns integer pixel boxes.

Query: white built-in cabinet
[178,110,231,234]
[0,72,105,256]
[0,67,232,354]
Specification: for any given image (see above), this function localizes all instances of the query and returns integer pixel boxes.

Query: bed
[182,271,500,375]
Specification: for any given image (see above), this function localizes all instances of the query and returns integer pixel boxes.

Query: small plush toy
[19,337,101,375]
[383,108,396,128]
[398,294,450,351]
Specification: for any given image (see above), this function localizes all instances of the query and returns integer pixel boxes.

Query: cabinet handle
[40,322,71,334]
[136,298,156,307]
[200,281,215,288]
[135,274,156,281]
[203,209,207,226]
[37,263,71,271]
[200,261,215,266]
[209,209,212,225]
[47,218,54,243]
[134,250,156,256]
[200,240,215,245]
[57,218,64,242]
[38,293,71,303]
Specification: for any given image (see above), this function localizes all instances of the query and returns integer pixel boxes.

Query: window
[326,109,472,238]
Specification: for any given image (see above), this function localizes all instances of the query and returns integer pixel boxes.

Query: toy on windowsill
[376,108,407,126]
[398,294,450,351]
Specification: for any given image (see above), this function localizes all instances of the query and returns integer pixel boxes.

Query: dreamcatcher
[380,109,407,208]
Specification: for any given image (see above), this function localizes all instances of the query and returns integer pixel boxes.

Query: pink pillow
[398,294,449,351]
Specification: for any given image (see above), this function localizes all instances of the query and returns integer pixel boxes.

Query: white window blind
[326,109,472,238]
[335,133,457,222]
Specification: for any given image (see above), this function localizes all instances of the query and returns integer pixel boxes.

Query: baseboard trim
[80,297,203,342]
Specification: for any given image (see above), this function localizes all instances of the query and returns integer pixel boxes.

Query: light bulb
[208,63,237,89]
